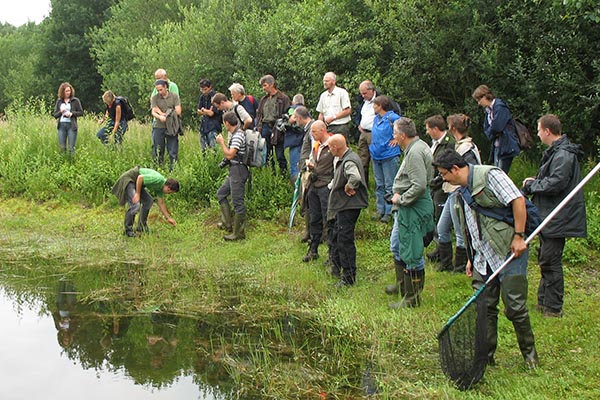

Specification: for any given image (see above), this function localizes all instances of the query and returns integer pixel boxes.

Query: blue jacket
[483,98,520,160]
[369,111,401,161]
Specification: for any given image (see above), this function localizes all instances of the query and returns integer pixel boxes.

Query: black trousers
[537,235,566,313]
[330,208,361,284]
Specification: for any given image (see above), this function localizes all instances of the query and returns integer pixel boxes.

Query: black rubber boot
[217,201,233,232]
[453,246,468,273]
[385,259,404,295]
[224,213,246,241]
[437,242,453,271]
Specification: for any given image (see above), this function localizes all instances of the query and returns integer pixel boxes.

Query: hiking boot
[543,309,563,318]
[124,229,137,238]
[380,214,391,223]
[302,252,319,262]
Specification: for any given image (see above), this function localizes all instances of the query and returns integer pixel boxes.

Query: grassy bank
[2,108,600,398]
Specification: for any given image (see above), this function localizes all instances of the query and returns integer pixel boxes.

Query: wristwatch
[513,231,525,238]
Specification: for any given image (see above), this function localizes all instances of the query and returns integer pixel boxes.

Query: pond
[0,253,376,399]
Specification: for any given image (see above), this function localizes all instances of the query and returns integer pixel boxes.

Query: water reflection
[0,274,230,400]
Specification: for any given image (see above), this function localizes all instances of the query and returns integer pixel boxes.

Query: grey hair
[228,82,246,95]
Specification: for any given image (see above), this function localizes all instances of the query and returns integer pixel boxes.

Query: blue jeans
[57,122,77,154]
[152,127,179,171]
[288,145,301,180]
[200,130,217,151]
[437,191,464,248]
[493,146,513,174]
[390,214,425,271]
[372,155,399,216]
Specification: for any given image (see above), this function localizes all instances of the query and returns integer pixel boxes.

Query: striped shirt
[229,128,246,161]
[464,168,522,275]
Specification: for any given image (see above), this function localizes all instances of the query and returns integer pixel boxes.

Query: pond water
[0,280,230,400]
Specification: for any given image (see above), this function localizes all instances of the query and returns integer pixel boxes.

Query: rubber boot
[502,275,539,369]
[390,268,424,308]
[385,259,404,295]
[124,207,137,237]
[453,246,468,273]
[217,201,233,233]
[136,207,150,233]
[224,213,246,241]
[437,242,454,272]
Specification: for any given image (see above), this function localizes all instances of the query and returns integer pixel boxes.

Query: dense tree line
[1,0,599,156]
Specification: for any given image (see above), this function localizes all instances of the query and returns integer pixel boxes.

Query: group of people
[53,74,588,371]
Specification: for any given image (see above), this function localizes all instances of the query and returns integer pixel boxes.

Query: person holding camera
[302,120,335,263]
[215,111,249,241]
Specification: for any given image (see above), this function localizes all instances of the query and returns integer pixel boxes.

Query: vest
[465,165,515,257]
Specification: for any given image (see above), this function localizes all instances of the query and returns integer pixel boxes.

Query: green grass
[1,110,600,398]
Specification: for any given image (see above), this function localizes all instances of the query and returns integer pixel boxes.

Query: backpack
[242,129,267,167]
[513,118,534,150]
[458,185,541,237]
[115,96,135,121]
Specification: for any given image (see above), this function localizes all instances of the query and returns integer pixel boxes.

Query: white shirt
[316,86,351,125]
[360,96,376,130]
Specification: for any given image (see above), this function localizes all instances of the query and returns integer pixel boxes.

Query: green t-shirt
[140,168,166,197]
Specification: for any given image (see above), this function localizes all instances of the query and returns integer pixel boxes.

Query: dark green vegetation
[1,0,600,159]
[2,112,600,398]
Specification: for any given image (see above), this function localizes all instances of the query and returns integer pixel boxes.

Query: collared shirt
[430,131,448,155]
[463,167,522,275]
[360,96,376,130]
[316,86,351,125]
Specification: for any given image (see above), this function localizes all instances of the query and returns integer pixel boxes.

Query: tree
[37,0,116,113]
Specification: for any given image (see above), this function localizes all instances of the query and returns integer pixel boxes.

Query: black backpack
[115,96,135,121]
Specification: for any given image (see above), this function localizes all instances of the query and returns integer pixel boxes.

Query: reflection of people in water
[147,312,179,369]
[51,278,79,348]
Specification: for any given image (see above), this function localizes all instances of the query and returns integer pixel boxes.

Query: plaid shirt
[463,168,522,275]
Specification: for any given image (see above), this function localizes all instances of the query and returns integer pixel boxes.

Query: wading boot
[453,246,468,273]
[124,208,137,237]
[385,259,404,295]
[437,242,454,272]
[224,213,246,241]
[503,275,539,369]
[217,201,233,233]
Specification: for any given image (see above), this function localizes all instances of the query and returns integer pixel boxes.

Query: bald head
[311,120,328,142]
[328,134,347,157]
[359,80,376,101]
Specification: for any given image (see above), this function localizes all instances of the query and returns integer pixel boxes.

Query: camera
[430,174,444,189]
[275,114,291,133]
[218,158,230,169]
